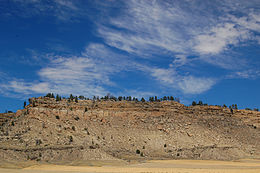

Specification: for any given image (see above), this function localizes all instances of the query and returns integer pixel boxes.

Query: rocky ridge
[0,97,259,163]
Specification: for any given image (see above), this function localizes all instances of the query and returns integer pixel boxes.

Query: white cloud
[0,43,141,97]
[98,0,195,57]
[3,80,50,95]
[171,55,190,67]
[1,53,114,97]
[97,0,260,71]
[150,68,176,84]
[226,70,260,79]
[8,0,82,21]
[37,56,112,96]
[194,23,249,55]
[257,36,260,45]
[2,1,260,99]
[178,76,216,94]
[231,13,260,32]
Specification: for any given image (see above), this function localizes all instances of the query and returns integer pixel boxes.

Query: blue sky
[0,0,260,112]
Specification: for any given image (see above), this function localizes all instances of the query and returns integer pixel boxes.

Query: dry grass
[0,159,260,173]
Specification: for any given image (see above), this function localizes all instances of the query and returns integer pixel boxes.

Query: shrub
[74,117,80,121]
[69,136,73,143]
[136,149,140,154]
[118,96,123,101]
[79,95,85,100]
[36,139,42,145]
[198,101,203,105]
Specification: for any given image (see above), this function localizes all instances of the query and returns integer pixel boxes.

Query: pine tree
[192,101,197,106]
[118,96,122,101]
[75,96,78,103]
[24,101,26,108]
[70,94,74,100]
[141,97,145,102]
[45,93,52,98]
[79,95,85,100]
[56,94,61,101]
[163,96,167,101]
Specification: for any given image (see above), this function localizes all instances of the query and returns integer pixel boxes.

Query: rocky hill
[0,97,259,164]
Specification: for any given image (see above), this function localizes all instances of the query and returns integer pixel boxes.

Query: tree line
[44,93,180,103]
[19,92,258,112]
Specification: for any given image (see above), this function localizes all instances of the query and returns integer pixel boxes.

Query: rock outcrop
[0,97,259,163]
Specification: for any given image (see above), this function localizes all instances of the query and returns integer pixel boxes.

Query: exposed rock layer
[0,97,259,162]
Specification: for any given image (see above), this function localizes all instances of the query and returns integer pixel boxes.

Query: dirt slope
[0,97,259,163]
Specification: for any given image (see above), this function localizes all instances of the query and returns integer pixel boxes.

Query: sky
[0,0,260,112]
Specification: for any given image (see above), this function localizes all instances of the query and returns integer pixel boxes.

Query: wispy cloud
[178,76,216,94]
[1,0,260,99]
[3,0,82,22]
[226,70,260,79]
[193,23,250,55]
[0,43,141,97]
[150,68,176,85]
[98,0,193,57]
[98,0,260,70]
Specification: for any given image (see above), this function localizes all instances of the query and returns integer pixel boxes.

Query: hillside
[0,97,259,164]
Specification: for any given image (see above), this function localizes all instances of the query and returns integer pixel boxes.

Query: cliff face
[0,97,259,163]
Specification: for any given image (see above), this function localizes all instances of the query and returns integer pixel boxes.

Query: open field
[0,159,260,173]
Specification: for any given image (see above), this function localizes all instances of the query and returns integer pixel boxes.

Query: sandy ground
[0,159,260,173]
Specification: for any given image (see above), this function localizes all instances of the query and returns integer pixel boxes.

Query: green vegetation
[45,93,55,98]
[191,100,208,106]
[56,94,61,101]
[229,104,238,109]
